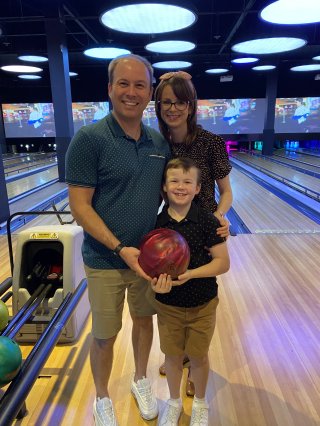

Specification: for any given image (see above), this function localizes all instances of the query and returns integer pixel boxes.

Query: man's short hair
[108,54,154,88]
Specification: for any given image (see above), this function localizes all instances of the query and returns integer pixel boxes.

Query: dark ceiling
[0,0,320,101]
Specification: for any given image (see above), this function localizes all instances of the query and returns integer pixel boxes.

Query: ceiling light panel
[18,55,48,62]
[18,74,42,79]
[290,64,320,71]
[145,40,195,54]
[232,57,259,64]
[1,65,42,72]
[252,65,276,71]
[232,37,307,54]
[100,4,196,34]
[261,0,320,24]
[84,47,131,59]
[153,61,192,69]
[205,68,229,74]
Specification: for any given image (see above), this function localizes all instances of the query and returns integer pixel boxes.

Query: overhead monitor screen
[2,103,55,138]
[72,102,109,133]
[274,97,320,133]
[142,98,265,134]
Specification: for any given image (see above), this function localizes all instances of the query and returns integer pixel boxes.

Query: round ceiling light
[290,64,320,71]
[1,65,42,72]
[205,68,229,74]
[231,57,259,64]
[84,47,131,59]
[18,74,42,79]
[145,40,195,54]
[313,55,320,60]
[18,55,48,62]
[69,72,78,77]
[261,0,320,24]
[252,65,276,71]
[100,4,196,34]
[232,37,307,54]
[153,61,192,69]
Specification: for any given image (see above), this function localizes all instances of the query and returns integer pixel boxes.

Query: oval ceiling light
[290,64,320,71]
[84,47,131,59]
[252,65,276,71]
[100,4,196,34]
[232,37,307,54]
[205,68,229,74]
[18,55,48,62]
[313,55,320,60]
[18,74,42,79]
[153,61,192,69]
[69,72,78,77]
[231,57,259,64]
[145,40,195,54]
[261,0,320,24]
[1,65,42,72]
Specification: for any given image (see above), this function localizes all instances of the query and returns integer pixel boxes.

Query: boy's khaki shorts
[154,296,219,358]
[85,266,155,340]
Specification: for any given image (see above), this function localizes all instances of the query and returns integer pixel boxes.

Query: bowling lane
[4,156,57,177]
[275,149,320,167]
[232,152,319,194]
[230,168,320,234]
[3,152,56,169]
[6,165,58,200]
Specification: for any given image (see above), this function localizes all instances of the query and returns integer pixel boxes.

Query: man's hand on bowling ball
[172,270,192,286]
[150,274,172,293]
[120,247,152,281]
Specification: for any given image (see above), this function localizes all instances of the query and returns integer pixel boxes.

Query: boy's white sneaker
[190,398,209,426]
[93,397,118,426]
[131,377,158,420]
[158,399,182,426]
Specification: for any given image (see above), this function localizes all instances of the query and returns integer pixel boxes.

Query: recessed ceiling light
[153,61,192,69]
[145,40,195,54]
[252,65,276,71]
[18,74,42,79]
[261,0,320,24]
[1,65,42,72]
[69,72,78,77]
[100,4,196,34]
[231,57,259,64]
[18,55,48,62]
[232,37,307,54]
[313,55,320,60]
[205,68,229,74]
[84,47,131,59]
[290,64,320,71]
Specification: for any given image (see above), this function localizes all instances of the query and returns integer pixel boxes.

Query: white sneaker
[190,399,209,426]
[93,397,118,426]
[158,399,182,426]
[131,377,158,420]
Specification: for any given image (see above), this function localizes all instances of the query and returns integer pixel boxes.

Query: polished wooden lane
[232,152,320,194]
[1,234,319,425]
[230,168,320,233]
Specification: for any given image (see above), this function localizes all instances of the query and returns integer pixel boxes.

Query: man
[66,54,171,426]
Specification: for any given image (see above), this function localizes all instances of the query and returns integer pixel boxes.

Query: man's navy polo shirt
[155,202,225,307]
[66,113,171,269]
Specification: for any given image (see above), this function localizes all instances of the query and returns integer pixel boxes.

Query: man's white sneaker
[158,399,182,426]
[93,397,118,426]
[131,377,158,420]
[190,398,209,426]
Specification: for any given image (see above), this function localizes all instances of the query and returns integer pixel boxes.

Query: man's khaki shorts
[84,266,155,339]
[154,296,219,358]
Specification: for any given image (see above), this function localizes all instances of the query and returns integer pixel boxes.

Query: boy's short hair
[164,157,201,184]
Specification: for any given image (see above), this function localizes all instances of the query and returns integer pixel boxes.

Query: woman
[154,71,233,397]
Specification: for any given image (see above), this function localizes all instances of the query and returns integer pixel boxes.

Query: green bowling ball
[0,336,22,387]
[0,300,9,331]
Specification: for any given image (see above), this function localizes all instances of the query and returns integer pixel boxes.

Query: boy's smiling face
[163,166,200,209]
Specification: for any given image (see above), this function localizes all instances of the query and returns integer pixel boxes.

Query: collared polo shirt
[155,202,225,307]
[66,112,171,269]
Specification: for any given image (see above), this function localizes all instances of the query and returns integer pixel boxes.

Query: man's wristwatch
[113,243,125,256]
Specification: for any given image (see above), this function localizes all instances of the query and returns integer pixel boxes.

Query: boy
[149,157,230,426]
